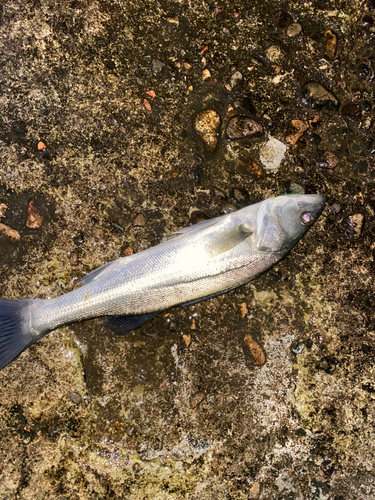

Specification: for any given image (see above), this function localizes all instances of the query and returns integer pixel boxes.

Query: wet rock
[194,109,221,152]
[226,116,263,140]
[341,214,364,240]
[230,70,243,88]
[285,119,308,145]
[190,210,210,224]
[133,213,146,227]
[243,334,266,366]
[259,137,287,171]
[237,159,263,177]
[166,16,179,26]
[0,223,20,241]
[220,202,237,214]
[122,246,134,256]
[287,23,302,37]
[274,10,293,29]
[301,82,339,110]
[151,58,165,75]
[317,151,339,169]
[190,392,205,409]
[26,200,43,229]
[325,29,338,60]
[73,231,84,246]
[356,63,373,81]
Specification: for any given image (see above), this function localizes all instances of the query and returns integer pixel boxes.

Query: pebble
[194,109,221,152]
[69,392,82,405]
[249,481,261,499]
[133,213,146,227]
[122,246,134,256]
[0,223,20,241]
[26,200,43,229]
[265,45,282,63]
[226,115,263,140]
[151,59,165,75]
[243,334,266,366]
[190,392,206,409]
[230,70,243,88]
[341,214,364,240]
[202,68,212,81]
[317,151,339,169]
[166,16,179,26]
[287,23,302,37]
[69,249,80,266]
[325,29,338,60]
[239,302,248,318]
[259,137,287,171]
[329,203,341,214]
[301,82,339,110]
[289,182,305,194]
[182,334,191,347]
[285,119,308,145]
[0,203,7,217]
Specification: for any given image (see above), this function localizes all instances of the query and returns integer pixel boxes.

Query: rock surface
[0,0,375,499]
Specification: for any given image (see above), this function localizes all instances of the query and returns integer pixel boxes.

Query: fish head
[255,194,327,253]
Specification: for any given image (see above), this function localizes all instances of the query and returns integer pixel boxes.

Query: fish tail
[0,299,45,370]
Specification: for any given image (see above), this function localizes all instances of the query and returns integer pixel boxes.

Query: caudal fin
[0,299,41,370]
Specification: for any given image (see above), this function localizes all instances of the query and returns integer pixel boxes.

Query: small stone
[202,68,212,80]
[301,82,339,110]
[289,182,305,194]
[0,203,7,217]
[230,70,243,88]
[69,392,81,405]
[265,45,282,63]
[190,318,196,330]
[341,214,364,240]
[329,203,341,214]
[0,223,20,241]
[259,137,287,171]
[182,334,191,347]
[166,16,179,26]
[317,151,339,169]
[194,109,221,152]
[37,141,46,151]
[122,246,134,256]
[285,119,308,145]
[287,23,302,37]
[226,116,263,140]
[143,98,152,111]
[239,302,248,318]
[69,249,80,266]
[151,59,165,75]
[325,29,338,60]
[243,334,266,366]
[133,213,146,227]
[249,481,261,499]
[26,200,43,229]
[190,392,206,408]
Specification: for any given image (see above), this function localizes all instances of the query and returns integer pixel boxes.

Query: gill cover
[255,195,326,253]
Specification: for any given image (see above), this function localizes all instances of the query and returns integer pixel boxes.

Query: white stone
[259,137,287,171]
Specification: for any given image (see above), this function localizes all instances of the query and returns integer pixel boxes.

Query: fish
[0,194,326,370]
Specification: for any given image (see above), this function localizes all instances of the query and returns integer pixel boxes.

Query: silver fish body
[0,194,326,369]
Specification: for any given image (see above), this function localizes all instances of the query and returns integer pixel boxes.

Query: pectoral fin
[206,223,253,257]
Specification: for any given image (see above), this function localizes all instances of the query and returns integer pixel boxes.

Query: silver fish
[0,194,326,370]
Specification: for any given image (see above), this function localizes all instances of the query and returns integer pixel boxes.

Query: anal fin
[99,311,160,335]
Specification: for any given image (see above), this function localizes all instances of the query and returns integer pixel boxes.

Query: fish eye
[301,212,314,226]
